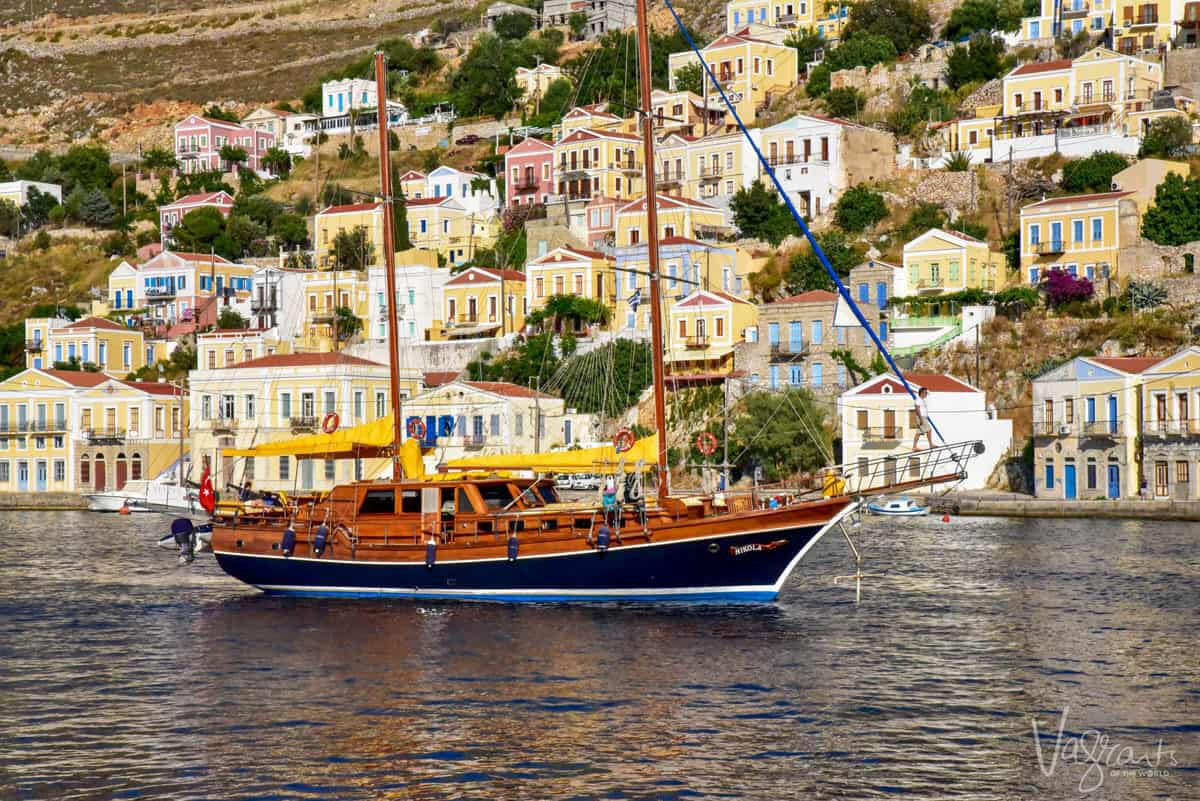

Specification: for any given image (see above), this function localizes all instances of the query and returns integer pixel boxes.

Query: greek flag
[627,288,642,311]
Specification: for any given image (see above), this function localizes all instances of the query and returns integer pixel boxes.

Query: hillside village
[2,0,1200,503]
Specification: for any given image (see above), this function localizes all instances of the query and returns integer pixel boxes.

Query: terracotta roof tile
[460,380,554,399]
[1025,191,1132,208]
[63,316,128,331]
[320,202,382,214]
[1011,58,1073,76]
[1088,356,1161,373]
[423,370,460,387]
[773,290,838,304]
[40,369,112,387]
[859,373,979,394]
[223,352,384,369]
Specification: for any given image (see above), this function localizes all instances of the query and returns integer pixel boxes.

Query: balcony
[511,177,540,191]
[212,415,237,433]
[1033,421,1074,437]
[0,420,68,434]
[776,12,797,22]
[290,416,317,432]
[1074,92,1116,106]
[656,173,683,186]
[1125,11,1160,26]
[916,278,945,292]
[1032,240,1066,255]
[698,164,724,181]
[251,295,278,313]
[614,161,640,174]
[1082,420,1124,437]
[466,433,486,448]
[860,426,902,443]
[769,342,808,361]
[685,334,709,349]
[311,310,336,324]
[25,339,42,352]
[85,427,126,443]
[1061,2,1090,16]
[558,161,591,179]
[145,286,177,300]
[1143,419,1200,438]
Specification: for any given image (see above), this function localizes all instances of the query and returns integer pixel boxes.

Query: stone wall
[1164,47,1200,97]
[843,126,896,188]
[831,60,949,95]
[1117,197,1200,292]
[0,492,87,510]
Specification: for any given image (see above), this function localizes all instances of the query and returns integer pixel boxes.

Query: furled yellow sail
[222,417,425,478]
[445,434,659,474]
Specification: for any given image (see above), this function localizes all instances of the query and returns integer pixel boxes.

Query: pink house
[504,137,555,209]
[174,114,275,175]
[584,195,620,250]
[159,191,235,244]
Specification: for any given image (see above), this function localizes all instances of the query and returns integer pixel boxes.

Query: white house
[0,180,63,208]
[423,166,500,217]
[837,372,1011,491]
[322,78,377,117]
[366,258,450,343]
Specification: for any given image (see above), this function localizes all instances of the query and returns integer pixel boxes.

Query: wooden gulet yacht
[199,4,984,601]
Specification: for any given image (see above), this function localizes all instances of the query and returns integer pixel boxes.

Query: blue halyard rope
[659,0,946,444]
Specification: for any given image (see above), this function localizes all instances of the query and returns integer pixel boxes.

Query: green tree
[785,230,861,293]
[1060,151,1129,192]
[946,34,1007,89]
[844,0,932,54]
[554,338,653,416]
[785,30,825,65]
[261,147,292,177]
[731,389,829,481]
[271,212,310,249]
[888,83,958,136]
[56,143,117,195]
[225,214,268,257]
[451,34,522,118]
[1055,28,1093,59]
[141,147,178,174]
[730,181,802,245]
[1141,172,1200,245]
[79,188,116,228]
[335,306,363,341]
[21,187,59,229]
[494,12,535,39]
[175,169,235,197]
[171,206,226,252]
[833,185,888,232]
[0,199,19,238]
[527,79,575,128]
[332,225,375,270]
[806,32,898,97]
[0,160,11,181]
[217,308,248,329]
[943,0,999,40]
[824,86,865,119]
[674,62,704,95]
[219,145,249,172]
[232,194,283,227]
[805,64,833,97]
[1139,116,1193,159]
[203,104,239,122]
[568,11,588,40]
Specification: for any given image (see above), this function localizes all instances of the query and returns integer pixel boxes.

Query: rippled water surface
[1,511,1197,800]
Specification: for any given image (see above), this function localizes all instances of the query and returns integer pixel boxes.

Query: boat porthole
[235,539,244,548]
[271,542,279,551]
[707,543,719,554]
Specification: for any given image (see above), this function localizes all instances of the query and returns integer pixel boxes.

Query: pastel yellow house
[614,193,731,247]
[648,89,726,138]
[314,201,385,268]
[725,0,851,39]
[1018,0,1110,43]
[1110,157,1190,214]
[190,352,417,491]
[434,267,527,339]
[1019,191,1130,286]
[902,228,1009,294]
[525,246,617,331]
[553,128,644,202]
[557,104,627,140]
[1111,0,1174,53]
[667,30,798,120]
[0,367,186,494]
[196,329,290,371]
[398,170,427,200]
[405,196,500,266]
[296,269,371,351]
[666,289,758,374]
[681,129,757,204]
[515,63,567,112]
[25,316,147,374]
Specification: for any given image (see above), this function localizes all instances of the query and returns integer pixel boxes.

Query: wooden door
[116,455,127,490]
[94,455,106,491]
[1154,461,1169,497]
[883,409,896,439]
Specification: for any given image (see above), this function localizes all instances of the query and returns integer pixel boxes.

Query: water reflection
[0,512,1195,799]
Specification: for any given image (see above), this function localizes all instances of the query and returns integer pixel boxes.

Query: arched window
[131,454,142,481]
[80,456,90,484]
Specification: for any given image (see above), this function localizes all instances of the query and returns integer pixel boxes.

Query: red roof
[1089,356,1161,373]
[224,352,383,369]
[161,191,233,209]
[63,316,128,331]
[1011,58,1073,76]
[405,196,452,207]
[660,235,713,247]
[162,251,233,264]
[676,289,749,307]
[859,373,979,394]
[121,380,184,396]
[774,290,837,304]
[40,369,112,387]
[529,246,608,264]
[1025,191,1132,208]
[423,370,460,387]
[460,380,554,399]
[398,170,426,181]
[320,202,382,215]
[445,267,525,286]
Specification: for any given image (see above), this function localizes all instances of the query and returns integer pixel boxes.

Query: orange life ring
[407,417,426,439]
[696,431,718,456]
[321,412,340,434]
[613,428,636,454]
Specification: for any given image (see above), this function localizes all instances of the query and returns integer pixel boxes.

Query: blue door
[17,461,28,491]
[1107,465,1120,499]
[1064,464,1077,500]
[1044,464,1055,496]
[1107,395,1117,433]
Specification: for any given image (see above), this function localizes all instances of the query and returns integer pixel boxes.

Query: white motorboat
[87,479,201,514]
[866,496,930,516]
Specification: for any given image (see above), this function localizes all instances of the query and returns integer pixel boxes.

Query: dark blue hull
[213,508,853,602]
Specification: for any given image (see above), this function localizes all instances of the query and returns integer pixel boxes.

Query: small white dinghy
[866,496,930,516]
[87,479,200,514]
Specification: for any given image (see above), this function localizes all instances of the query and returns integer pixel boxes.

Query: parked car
[554,475,574,490]
[571,474,601,491]
[455,134,482,146]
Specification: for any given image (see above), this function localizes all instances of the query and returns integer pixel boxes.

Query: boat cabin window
[477,482,514,510]
[359,489,395,514]
[440,487,455,515]
[536,483,559,504]
[456,487,478,514]
[400,489,420,514]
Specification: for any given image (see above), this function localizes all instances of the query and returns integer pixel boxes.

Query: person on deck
[912,387,934,451]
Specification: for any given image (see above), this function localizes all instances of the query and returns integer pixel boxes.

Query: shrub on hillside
[833,185,888,232]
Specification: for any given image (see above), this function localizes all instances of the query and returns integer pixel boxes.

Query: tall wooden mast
[634,0,671,501]
[374,52,406,478]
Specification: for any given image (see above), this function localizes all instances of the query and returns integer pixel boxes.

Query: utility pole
[121,162,128,221]
[1006,147,1013,232]
[722,374,730,490]
[534,376,542,452]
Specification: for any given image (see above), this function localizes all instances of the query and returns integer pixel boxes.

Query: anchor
[832,507,883,603]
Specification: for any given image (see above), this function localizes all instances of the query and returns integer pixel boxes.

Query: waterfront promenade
[932,491,1200,521]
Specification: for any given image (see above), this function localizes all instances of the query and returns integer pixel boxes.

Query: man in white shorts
[912,386,934,451]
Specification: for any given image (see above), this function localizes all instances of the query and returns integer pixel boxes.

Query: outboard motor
[280,527,296,557]
[596,524,611,553]
[425,537,438,569]
[313,524,330,557]
[170,518,195,565]
[507,533,519,563]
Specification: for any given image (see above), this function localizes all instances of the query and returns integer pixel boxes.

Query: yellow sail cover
[222,417,425,478]
[445,435,659,474]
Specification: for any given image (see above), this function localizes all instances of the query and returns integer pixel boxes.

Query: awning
[446,323,501,338]
[223,417,426,478]
[666,345,734,362]
[445,434,660,474]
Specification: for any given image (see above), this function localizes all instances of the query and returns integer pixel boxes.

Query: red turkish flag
[199,465,216,515]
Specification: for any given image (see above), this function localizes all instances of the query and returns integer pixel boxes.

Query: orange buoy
[941,513,950,523]
[119,504,131,515]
